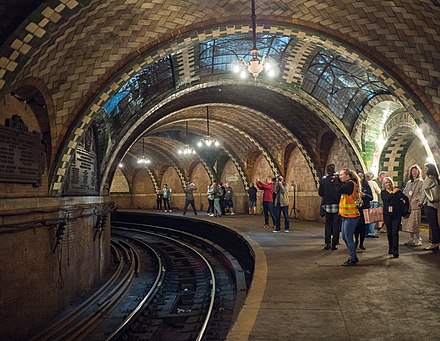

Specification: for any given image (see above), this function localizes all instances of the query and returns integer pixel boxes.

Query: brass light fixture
[232,0,276,80]
[178,121,196,155]
[198,106,219,148]
[137,137,151,165]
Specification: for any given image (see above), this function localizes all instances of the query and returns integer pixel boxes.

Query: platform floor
[156,210,440,341]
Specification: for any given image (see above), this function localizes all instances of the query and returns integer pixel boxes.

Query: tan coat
[274,182,289,207]
[402,177,423,234]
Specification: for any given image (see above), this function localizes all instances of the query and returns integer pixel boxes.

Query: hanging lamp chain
[206,106,210,136]
[251,0,257,51]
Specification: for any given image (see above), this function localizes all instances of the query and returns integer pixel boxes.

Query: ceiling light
[198,106,219,148]
[232,0,277,81]
[137,138,151,165]
[178,121,196,155]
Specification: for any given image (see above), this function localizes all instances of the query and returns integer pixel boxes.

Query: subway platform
[151,210,440,340]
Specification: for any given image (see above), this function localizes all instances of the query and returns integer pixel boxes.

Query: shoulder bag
[425,183,440,204]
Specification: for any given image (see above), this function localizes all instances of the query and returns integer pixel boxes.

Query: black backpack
[400,194,410,218]
[216,186,224,197]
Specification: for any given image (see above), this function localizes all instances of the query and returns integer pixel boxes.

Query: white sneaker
[414,239,423,246]
[164,210,167,212]
[169,210,172,212]
[230,212,235,215]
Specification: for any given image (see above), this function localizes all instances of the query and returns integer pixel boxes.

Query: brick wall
[404,139,427,181]
[0,198,110,339]
[327,139,357,171]
[111,141,360,221]
[110,168,130,193]
[190,163,211,212]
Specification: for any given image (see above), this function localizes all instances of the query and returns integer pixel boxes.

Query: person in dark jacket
[381,177,409,258]
[183,182,198,215]
[248,182,258,215]
[318,164,340,250]
[156,189,163,212]
[354,170,373,250]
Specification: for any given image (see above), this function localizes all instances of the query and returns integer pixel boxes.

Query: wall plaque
[226,174,239,182]
[0,124,43,186]
[64,146,99,195]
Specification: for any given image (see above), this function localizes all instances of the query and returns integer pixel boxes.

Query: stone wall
[0,197,111,339]
[111,140,365,221]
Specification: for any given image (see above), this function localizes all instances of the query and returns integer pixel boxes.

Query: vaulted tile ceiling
[1,0,438,194]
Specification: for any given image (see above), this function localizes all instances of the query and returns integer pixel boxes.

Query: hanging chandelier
[178,121,196,155]
[232,0,276,80]
[137,137,151,165]
[198,106,219,148]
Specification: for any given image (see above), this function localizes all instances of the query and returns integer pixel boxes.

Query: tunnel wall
[0,197,111,339]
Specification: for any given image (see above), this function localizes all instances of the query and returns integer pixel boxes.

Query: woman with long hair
[355,170,372,250]
[381,177,409,258]
[336,168,361,266]
[419,163,440,251]
[402,164,424,246]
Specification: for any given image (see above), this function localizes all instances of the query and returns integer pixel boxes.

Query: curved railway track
[33,239,157,341]
[32,221,248,340]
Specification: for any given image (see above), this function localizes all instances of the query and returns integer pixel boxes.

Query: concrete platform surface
[159,211,440,341]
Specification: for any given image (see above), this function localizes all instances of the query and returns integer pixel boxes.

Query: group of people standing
[206,181,235,217]
[319,163,440,266]
[255,176,290,232]
[155,184,172,212]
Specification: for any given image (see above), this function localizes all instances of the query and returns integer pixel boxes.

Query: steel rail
[112,226,217,341]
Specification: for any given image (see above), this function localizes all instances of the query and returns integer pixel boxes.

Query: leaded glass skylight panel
[302,50,389,120]
[103,56,174,119]
[199,34,291,76]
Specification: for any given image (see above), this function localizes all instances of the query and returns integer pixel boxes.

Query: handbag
[363,206,383,224]
[424,184,440,203]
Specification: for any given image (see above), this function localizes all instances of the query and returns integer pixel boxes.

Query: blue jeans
[274,205,289,231]
[213,198,222,216]
[366,201,378,235]
[263,201,275,225]
[341,216,360,261]
[183,199,197,215]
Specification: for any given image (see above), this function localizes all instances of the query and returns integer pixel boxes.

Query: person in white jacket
[401,165,423,246]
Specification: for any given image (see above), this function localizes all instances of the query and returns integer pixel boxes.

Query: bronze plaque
[0,125,43,186]
[64,146,99,195]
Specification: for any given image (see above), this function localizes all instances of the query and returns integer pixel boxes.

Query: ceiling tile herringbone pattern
[0,0,437,138]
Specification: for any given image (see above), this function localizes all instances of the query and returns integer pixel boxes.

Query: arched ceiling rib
[2,1,437,195]
[145,105,293,162]
[1,0,437,119]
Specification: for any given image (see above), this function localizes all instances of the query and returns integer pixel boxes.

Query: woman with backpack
[381,177,409,258]
[419,163,440,251]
